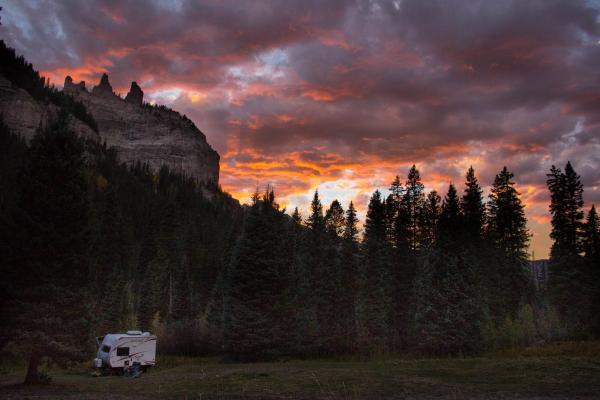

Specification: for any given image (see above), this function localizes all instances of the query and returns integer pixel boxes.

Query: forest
[0,41,599,384]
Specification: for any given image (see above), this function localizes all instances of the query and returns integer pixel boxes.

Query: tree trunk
[24,353,40,384]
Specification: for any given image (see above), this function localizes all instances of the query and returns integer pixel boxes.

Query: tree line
[214,162,599,361]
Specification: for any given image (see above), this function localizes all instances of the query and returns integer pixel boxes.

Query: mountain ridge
[0,41,220,187]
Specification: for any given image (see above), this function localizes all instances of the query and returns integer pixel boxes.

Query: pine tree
[325,200,345,237]
[547,162,584,260]
[338,201,360,352]
[584,206,600,335]
[412,183,486,355]
[439,184,461,237]
[461,166,485,241]
[10,116,91,383]
[487,167,530,318]
[223,195,287,361]
[344,201,359,242]
[583,206,600,259]
[421,190,441,246]
[358,190,393,352]
[306,190,324,232]
[402,165,426,253]
[291,206,302,224]
[390,166,426,348]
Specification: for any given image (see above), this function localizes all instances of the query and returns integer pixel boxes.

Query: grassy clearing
[1,342,600,399]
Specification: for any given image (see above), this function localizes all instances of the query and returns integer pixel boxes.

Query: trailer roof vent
[126,330,143,335]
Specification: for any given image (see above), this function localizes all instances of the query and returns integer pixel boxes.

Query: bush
[154,318,215,356]
[484,305,537,350]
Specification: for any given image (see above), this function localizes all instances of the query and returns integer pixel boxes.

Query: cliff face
[0,73,219,186]
[64,74,220,186]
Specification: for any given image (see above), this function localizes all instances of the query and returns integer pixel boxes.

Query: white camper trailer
[94,331,156,371]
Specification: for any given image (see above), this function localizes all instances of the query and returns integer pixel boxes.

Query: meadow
[1,342,600,399]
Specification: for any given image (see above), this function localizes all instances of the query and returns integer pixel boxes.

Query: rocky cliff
[64,74,219,186]
[0,73,219,186]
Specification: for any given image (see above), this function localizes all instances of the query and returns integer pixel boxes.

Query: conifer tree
[344,201,359,242]
[461,166,485,241]
[402,165,427,253]
[223,193,287,361]
[304,190,338,351]
[584,206,600,335]
[291,206,302,224]
[439,184,461,237]
[584,206,600,259]
[547,162,584,260]
[338,201,360,352]
[10,116,91,383]
[487,167,530,318]
[412,183,486,355]
[325,200,345,237]
[307,190,324,232]
[358,190,393,352]
[421,190,441,245]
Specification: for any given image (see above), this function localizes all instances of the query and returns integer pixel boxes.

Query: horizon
[2,1,600,258]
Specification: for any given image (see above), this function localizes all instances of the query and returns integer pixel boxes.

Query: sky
[2,0,600,258]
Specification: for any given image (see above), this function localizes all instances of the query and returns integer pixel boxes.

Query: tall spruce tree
[461,166,485,241]
[546,163,590,332]
[10,116,91,383]
[223,192,287,361]
[412,183,486,355]
[439,184,461,236]
[487,167,530,318]
[421,190,441,246]
[584,206,600,335]
[358,190,393,352]
[402,165,427,253]
[584,206,600,259]
[325,200,345,237]
[337,201,360,352]
[547,162,584,260]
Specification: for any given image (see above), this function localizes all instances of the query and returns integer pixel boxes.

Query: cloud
[2,0,599,258]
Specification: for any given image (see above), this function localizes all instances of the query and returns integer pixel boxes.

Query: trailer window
[102,345,111,353]
[116,347,129,356]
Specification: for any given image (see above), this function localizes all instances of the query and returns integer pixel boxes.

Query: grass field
[1,342,600,399]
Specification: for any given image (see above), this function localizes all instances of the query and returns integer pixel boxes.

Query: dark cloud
[2,0,599,257]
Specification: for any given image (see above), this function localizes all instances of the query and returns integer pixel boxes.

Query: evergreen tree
[344,201,359,242]
[421,190,441,246]
[584,206,600,335]
[0,120,27,351]
[402,165,427,253]
[584,206,600,259]
[223,194,287,361]
[10,116,91,383]
[306,190,324,232]
[461,166,485,241]
[412,183,486,355]
[291,206,302,224]
[547,162,584,260]
[325,200,345,237]
[439,184,461,237]
[487,167,530,318]
[358,190,393,352]
[338,201,360,352]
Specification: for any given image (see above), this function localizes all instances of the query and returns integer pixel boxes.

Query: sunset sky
[2,0,600,258]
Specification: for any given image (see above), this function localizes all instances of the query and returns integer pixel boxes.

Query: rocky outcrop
[125,81,143,106]
[91,73,114,97]
[64,74,219,185]
[0,75,97,140]
[0,72,219,186]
